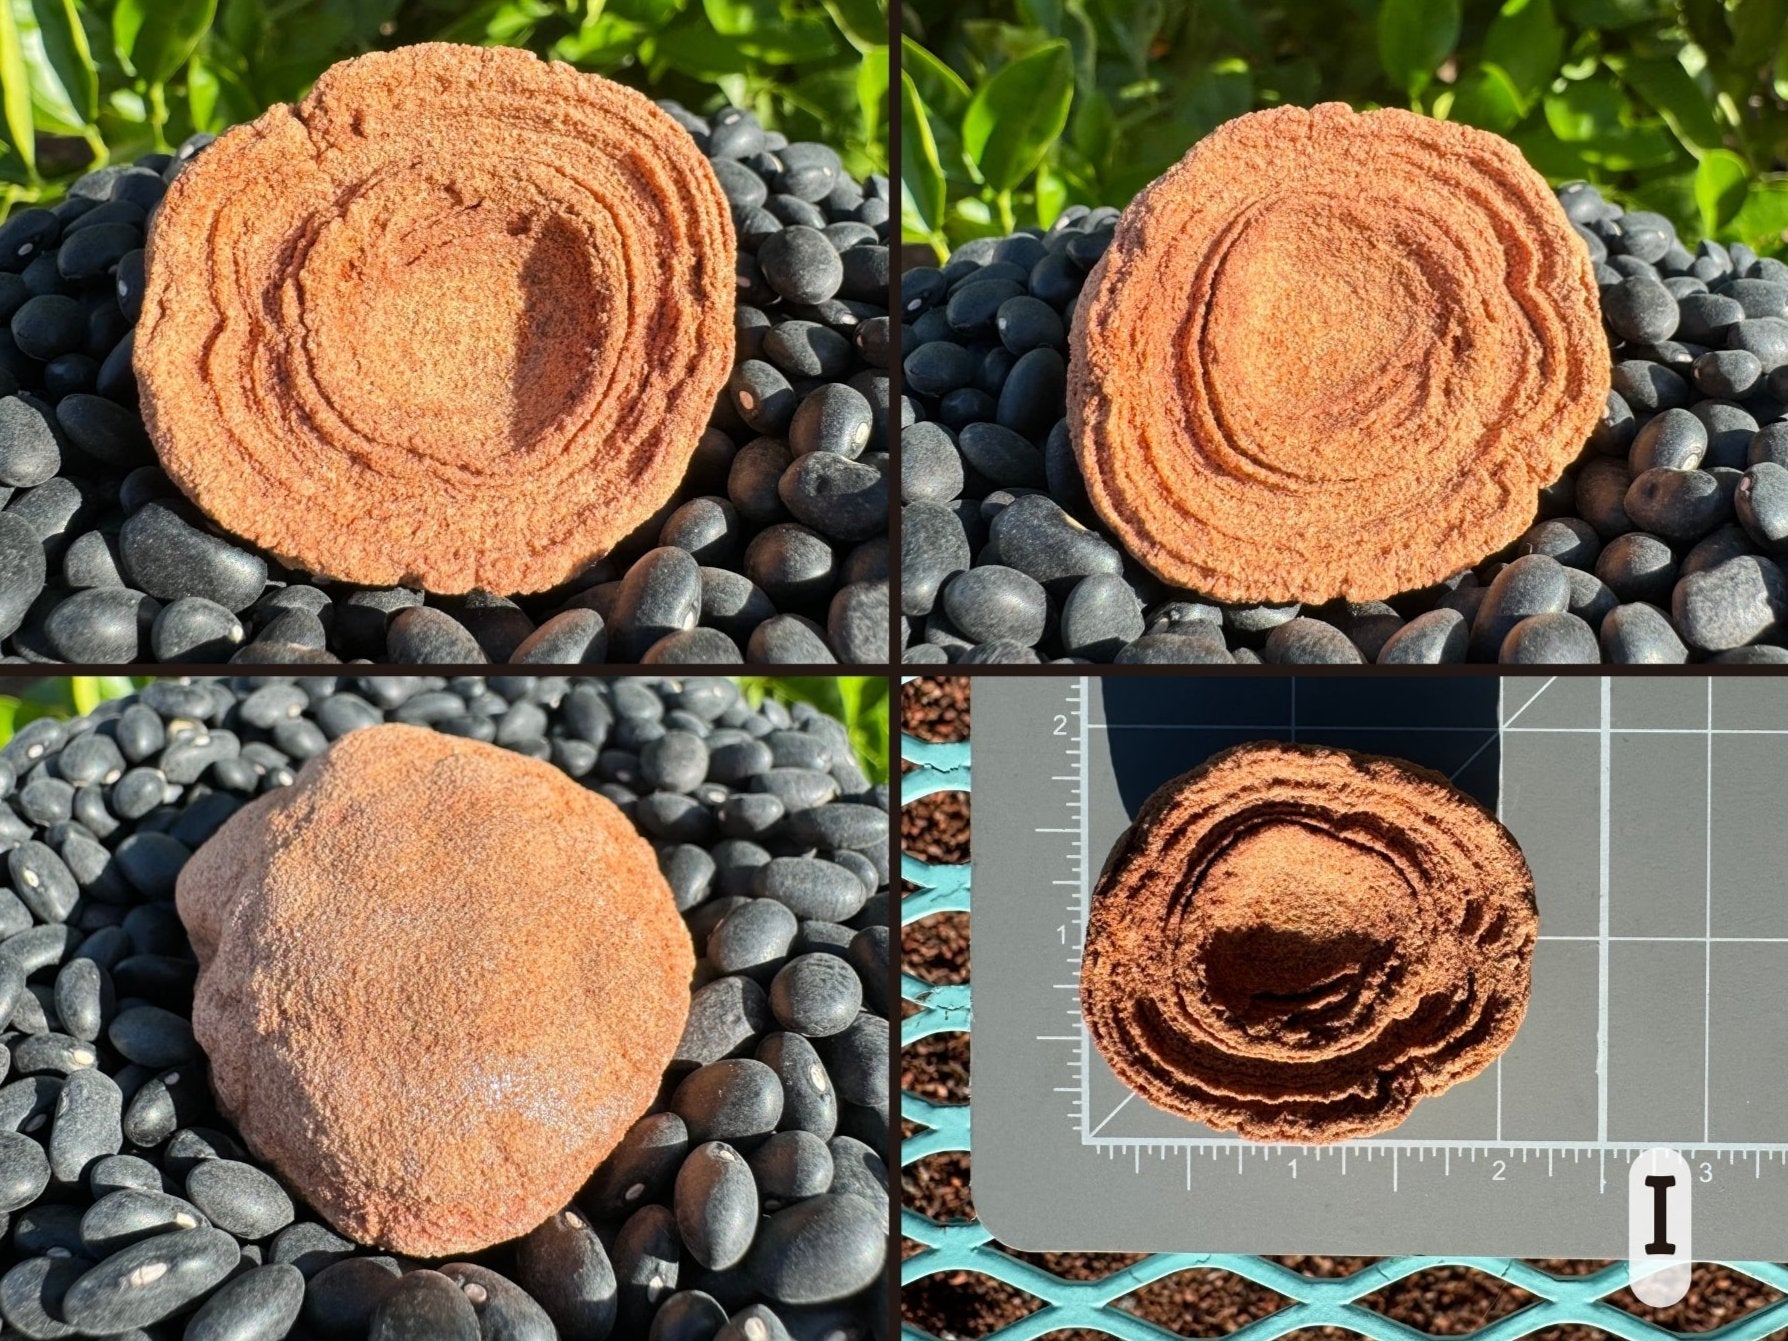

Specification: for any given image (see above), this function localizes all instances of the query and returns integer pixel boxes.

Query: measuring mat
[972,675,1788,1257]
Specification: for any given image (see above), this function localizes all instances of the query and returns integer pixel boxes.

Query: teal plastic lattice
[898,722,1788,1341]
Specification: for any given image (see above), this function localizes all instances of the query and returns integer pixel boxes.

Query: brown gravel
[903,678,971,743]
[902,1030,969,1107]
[900,675,1783,1340]
[904,912,970,985]
[904,790,970,865]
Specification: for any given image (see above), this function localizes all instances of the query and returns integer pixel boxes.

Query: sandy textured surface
[137,43,735,595]
[176,723,693,1254]
[1080,740,1536,1143]
[1068,103,1605,604]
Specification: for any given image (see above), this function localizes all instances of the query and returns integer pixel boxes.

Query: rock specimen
[1080,741,1536,1142]
[137,42,735,595]
[1068,102,1605,604]
[175,723,693,1254]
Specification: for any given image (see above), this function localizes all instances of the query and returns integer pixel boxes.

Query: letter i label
[1628,1148,1691,1306]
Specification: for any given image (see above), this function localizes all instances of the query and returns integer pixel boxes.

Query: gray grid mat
[971,676,1788,1257]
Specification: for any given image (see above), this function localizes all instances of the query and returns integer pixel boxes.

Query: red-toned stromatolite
[175,723,693,1254]
[1069,103,1605,604]
[1080,741,1536,1142]
[137,43,735,595]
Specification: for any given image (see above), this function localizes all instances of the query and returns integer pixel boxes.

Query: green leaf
[1727,0,1788,60]
[1089,0,1159,74]
[12,0,82,137]
[1696,148,1749,235]
[431,0,551,46]
[901,37,970,120]
[108,85,146,122]
[694,0,833,62]
[0,0,34,178]
[610,0,685,22]
[1610,54,1724,157]
[69,677,101,717]
[550,13,646,62]
[1543,74,1622,141]
[960,38,1072,194]
[28,0,93,124]
[1480,0,1562,105]
[900,70,946,239]
[821,0,883,51]
[189,44,259,133]
[1730,181,1788,253]
[113,0,217,86]
[1169,57,1252,135]
[1035,160,1067,226]
[1580,122,1681,172]
[856,43,887,150]
[1451,61,1523,132]
[1376,0,1459,96]
[650,14,752,76]
[219,0,262,59]
[945,194,1006,245]
[1559,0,1662,26]
[1777,24,1788,102]
[1512,119,1592,178]
[1069,84,1113,167]
[186,47,219,128]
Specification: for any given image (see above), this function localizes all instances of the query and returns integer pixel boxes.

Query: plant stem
[995,189,1015,233]
[147,82,169,152]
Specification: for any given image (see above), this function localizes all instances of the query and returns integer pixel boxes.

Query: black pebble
[675,1141,759,1270]
[516,1209,619,1341]
[367,1269,480,1341]
[182,1262,305,1341]
[119,501,267,612]
[59,1226,238,1332]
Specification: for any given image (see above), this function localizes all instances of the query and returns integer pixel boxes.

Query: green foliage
[738,676,890,782]
[0,675,142,743]
[1,0,886,210]
[901,0,1788,257]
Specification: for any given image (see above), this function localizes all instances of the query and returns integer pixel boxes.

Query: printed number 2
[1053,715,1068,735]
[1492,1161,1508,1182]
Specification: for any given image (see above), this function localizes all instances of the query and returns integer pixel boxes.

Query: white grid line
[1596,678,1611,1147]
[1705,678,1714,1145]
[1092,725,1788,735]
[1496,678,1505,1144]
[1077,675,1090,1142]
